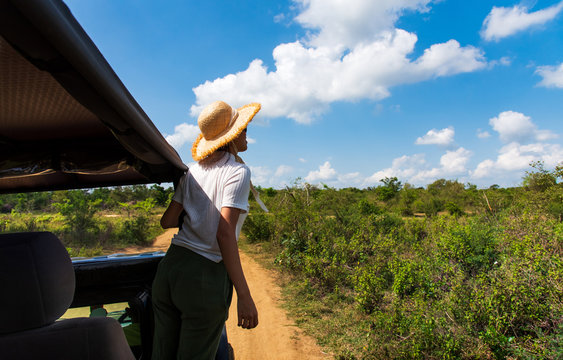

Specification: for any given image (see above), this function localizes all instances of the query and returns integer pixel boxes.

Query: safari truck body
[1,0,186,358]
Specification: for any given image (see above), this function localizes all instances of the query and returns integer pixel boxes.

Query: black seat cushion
[0,232,75,334]
[0,316,135,360]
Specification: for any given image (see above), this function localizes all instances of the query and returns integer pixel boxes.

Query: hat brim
[192,103,261,161]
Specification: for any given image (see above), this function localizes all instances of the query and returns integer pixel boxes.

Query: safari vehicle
[1,0,186,358]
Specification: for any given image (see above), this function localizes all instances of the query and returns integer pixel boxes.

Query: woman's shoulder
[225,158,250,179]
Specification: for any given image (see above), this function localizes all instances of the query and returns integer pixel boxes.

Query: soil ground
[123,228,331,360]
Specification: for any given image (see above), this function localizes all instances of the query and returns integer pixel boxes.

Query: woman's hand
[237,293,258,329]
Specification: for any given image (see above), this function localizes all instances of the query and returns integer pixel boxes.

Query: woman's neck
[200,150,228,165]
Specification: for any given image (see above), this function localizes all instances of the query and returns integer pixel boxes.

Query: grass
[61,302,129,319]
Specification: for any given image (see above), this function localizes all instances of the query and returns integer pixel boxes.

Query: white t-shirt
[171,151,250,262]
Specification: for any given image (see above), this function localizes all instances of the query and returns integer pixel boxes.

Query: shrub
[445,201,464,216]
[436,217,499,276]
[353,260,391,313]
[243,213,274,243]
[53,190,102,241]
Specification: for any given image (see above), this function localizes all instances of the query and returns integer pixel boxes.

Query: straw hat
[192,101,261,161]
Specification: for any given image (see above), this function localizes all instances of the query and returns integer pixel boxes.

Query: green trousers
[152,244,233,360]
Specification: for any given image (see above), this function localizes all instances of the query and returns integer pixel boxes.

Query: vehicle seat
[0,232,135,360]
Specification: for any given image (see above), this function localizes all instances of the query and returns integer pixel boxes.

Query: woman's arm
[216,207,258,329]
[160,200,183,228]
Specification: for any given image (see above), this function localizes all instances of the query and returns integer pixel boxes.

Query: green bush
[116,214,158,246]
[353,260,391,313]
[243,213,274,243]
[244,176,562,359]
[436,216,499,276]
[445,201,464,216]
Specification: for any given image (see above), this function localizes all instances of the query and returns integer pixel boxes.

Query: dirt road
[124,229,331,360]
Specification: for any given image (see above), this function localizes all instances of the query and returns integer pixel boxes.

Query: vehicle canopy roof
[0,0,188,194]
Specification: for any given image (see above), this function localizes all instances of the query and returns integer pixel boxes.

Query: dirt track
[124,228,331,360]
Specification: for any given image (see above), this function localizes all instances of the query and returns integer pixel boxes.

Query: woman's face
[233,128,248,152]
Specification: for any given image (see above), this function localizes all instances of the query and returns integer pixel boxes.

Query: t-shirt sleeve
[222,166,251,212]
[172,174,187,205]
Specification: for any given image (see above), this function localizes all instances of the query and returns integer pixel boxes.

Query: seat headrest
[0,232,75,334]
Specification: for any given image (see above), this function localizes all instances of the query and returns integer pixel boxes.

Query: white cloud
[536,63,563,88]
[364,148,471,186]
[496,143,541,171]
[471,160,495,180]
[191,1,487,123]
[415,126,455,146]
[165,123,200,151]
[489,56,512,67]
[440,148,472,173]
[304,161,362,187]
[294,0,432,48]
[477,129,491,139]
[273,13,286,23]
[248,165,296,188]
[364,153,427,185]
[489,111,557,143]
[471,143,563,181]
[249,142,559,189]
[275,165,293,177]
[305,161,337,182]
[481,2,563,42]
[248,166,273,186]
[410,148,472,184]
[499,56,511,66]
[298,158,307,163]
[413,40,486,77]
[247,137,257,144]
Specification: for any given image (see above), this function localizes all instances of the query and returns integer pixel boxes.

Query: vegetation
[0,185,173,256]
[243,162,562,359]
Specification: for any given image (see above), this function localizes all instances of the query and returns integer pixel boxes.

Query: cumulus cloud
[489,111,557,143]
[536,62,563,88]
[415,126,455,146]
[248,166,274,186]
[305,161,337,182]
[248,165,297,188]
[191,0,487,123]
[471,160,494,180]
[410,148,472,184]
[295,0,433,48]
[364,148,471,186]
[304,161,362,187]
[275,165,293,177]
[471,143,563,180]
[481,2,563,42]
[365,153,426,185]
[165,123,200,151]
[441,148,472,173]
[477,129,491,139]
[499,56,511,66]
[251,142,561,188]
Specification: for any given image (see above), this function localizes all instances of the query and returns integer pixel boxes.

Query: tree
[150,184,172,206]
[523,161,557,192]
[427,178,447,195]
[377,177,402,201]
[54,190,101,239]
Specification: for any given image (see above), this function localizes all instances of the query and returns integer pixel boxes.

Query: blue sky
[65,0,563,189]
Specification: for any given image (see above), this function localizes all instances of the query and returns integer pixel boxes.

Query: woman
[152,101,260,360]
